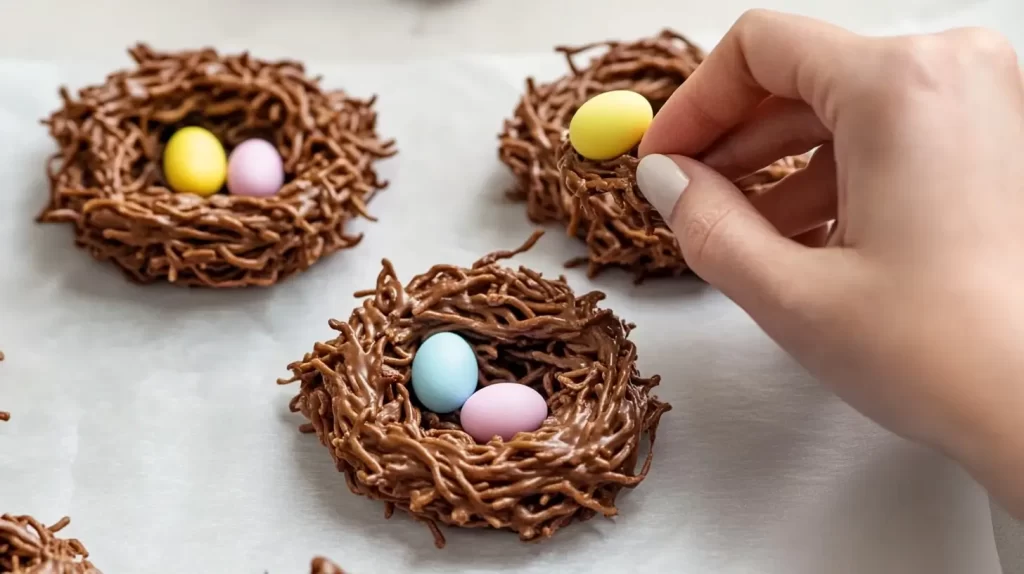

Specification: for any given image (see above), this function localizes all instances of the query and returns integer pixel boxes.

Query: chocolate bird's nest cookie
[39,44,396,288]
[498,30,802,280]
[1,515,99,573]
[281,232,670,548]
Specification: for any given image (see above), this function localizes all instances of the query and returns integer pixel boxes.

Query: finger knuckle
[758,277,816,328]
[867,36,954,109]
[950,27,1017,63]
[681,207,739,271]
[887,29,1017,89]
[735,8,773,29]
[733,8,781,42]
[888,35,946,83]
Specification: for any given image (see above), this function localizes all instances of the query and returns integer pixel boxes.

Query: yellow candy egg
[162,126,227,197]
[568,90,654,161]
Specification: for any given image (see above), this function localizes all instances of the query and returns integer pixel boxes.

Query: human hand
[636,10,1024,515]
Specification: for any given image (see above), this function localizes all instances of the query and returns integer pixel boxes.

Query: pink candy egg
[226,138,284,197]
[460,382,548,443]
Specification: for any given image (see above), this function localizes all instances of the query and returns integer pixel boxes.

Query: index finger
[638,10,865,158]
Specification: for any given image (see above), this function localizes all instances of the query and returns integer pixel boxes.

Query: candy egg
[411,332,479,414]
[227,138,285,197]
[162,126,227,197]
[568,90,653,161]
[460,382,548,443]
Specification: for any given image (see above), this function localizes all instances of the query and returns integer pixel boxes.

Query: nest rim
[281,232,670,548]
[39,43,397,288]
[558,134,809,275]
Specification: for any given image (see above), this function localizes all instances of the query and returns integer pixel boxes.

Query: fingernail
[636,154,689,220]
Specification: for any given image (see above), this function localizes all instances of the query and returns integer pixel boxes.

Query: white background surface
[0,1,1021,573]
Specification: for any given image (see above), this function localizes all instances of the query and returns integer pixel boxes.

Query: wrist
[910,287,1024,516]
[941,397,1024,517]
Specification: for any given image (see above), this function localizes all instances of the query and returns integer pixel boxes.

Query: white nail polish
[636,154,689,220]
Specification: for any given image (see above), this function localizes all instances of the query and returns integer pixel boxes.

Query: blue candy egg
[411,332,479,413]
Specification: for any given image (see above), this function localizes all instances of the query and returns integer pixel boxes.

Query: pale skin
[634,10,1024,517]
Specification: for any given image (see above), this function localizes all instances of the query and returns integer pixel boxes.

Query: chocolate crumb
[280,231,670,547]
[498,30,802,280]
[39,44,396,288]
[310,557,347,574]
[0,514,100,573]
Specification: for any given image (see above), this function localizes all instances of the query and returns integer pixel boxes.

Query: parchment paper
[0,13,1020,573]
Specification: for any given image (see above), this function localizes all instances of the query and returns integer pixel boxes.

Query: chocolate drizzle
[281,231,670,547]
[39,44,396,288]
[498,30,801,280]
[0,515,99,573]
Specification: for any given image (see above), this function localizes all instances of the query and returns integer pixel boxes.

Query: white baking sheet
[1,11,1021,573]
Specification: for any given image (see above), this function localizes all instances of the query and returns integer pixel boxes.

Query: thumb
[636,153,818,317]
